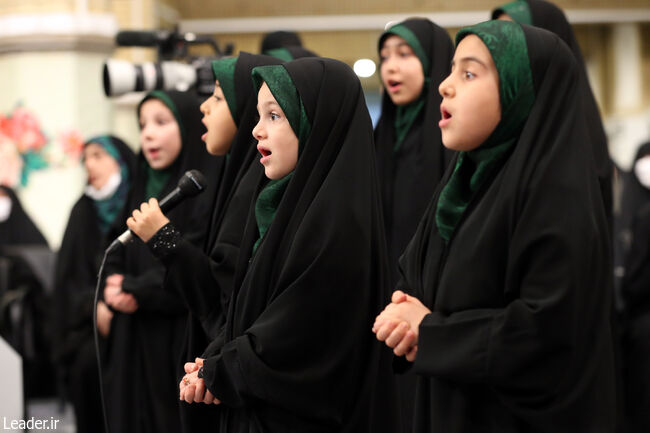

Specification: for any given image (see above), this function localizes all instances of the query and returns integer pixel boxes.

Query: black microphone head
[178,170,207,197]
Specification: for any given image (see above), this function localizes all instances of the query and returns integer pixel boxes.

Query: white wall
[0,12,128,249]
[0,51,116,249]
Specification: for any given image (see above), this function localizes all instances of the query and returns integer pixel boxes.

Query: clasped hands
[372,290,431,362]
[179,358,221,405]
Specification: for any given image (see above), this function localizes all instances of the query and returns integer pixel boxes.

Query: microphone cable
[92,248,113,433]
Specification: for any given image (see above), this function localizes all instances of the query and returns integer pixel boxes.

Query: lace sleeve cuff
[147,222,182,260]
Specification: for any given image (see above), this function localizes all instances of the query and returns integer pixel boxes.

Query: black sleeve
[147,223,238,338]
[412,175,613,421]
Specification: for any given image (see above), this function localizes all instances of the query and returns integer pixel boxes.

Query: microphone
[115,30,172,47]
[106,170,207,253]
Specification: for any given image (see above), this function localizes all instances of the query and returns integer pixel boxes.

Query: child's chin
[265,169,278,180]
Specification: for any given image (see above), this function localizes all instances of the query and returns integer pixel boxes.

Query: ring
[182,377,190,386]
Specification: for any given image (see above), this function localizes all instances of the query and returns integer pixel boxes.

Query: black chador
[152,53,283,341]
[102,90,220,433]
[398,21,616,432]
[200,58,398,433]
[54,135,134,433]
[492,0,613,230]
[0,185,48,248]
[146,53,281,432]
[374,18,454,290]
[373,19,454,433]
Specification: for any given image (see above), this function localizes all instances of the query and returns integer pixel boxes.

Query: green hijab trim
[88,136,127,183]
[139,91,180,200]
[144,163,172,200]
[435,20,535,242]
[84,136,130,234]
[211,57,239,125]
[381,23,430,152]
[394,97,426,152]
[264,48,294,62]
[252,173,293,254]
[250,64,312,254]
[252,64,311,146]
[495,0,533,25]
[382,23,429,74]
[140,90,187,144]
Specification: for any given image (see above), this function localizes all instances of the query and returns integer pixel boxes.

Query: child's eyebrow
[381,41,411,51]
[451,56,487,69]
[256,100,281,111]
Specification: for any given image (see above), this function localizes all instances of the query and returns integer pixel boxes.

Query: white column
[605,23,650,170]
[612,23,642,112]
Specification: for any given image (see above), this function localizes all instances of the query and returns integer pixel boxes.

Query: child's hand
[126,198,170,242]
[372,291,431,359]
[179,358,221,405]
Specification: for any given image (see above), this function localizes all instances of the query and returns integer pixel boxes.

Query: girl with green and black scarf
[374,20,617,432]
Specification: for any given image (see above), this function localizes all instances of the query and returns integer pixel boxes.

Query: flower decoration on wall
[0,104,83,188]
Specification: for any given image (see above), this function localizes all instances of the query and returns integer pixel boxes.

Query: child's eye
[270,113,280,121]
[213,94,222,101]
[464,71,476,80]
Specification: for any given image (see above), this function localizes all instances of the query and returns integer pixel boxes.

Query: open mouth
[439,106,452,129]
[258,145,272,158]
[387,79,402,91]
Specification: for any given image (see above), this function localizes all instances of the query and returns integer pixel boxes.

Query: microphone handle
[158,186,182,212]
[106,186,183,253]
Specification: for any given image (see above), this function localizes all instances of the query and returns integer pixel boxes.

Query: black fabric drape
[0,186,48,247]
[53,136,134,433]
[616,143,650,276]
[373,18,455,290]
[157,54,282,433]
[201,58,398,433]
[621,201,650,433]
[159,53,282,343]
[397,24,616,433]
[260,31,302,52]
[493,0,613,232]
[102,90,221,433]
[373,19,454,433]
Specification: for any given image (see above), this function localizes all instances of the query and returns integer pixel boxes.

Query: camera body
[103,29,232,98]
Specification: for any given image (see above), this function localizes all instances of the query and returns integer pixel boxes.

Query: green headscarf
[380,23,430,151]
[141,90,187,144]
[494,0,533,25]
[264,48,294,62]
[435,20,535,242]
[211,57,239,124]
[84,135,131,234]
[139,91,178,199]
[250,64,312,254]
